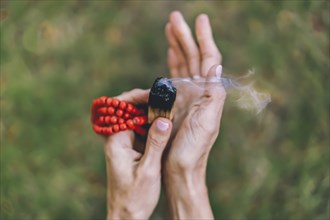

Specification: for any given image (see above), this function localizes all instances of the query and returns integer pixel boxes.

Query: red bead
[119,101,127,110]
[100,96,107,104]
[141,116,147,124]
[113,124,120,132]
[118,118,125,124]
[104,126,113,135]
[105,116,111,124]
[94,98,101,106]
[116,109,124,117]
[99,116,105,123]
[126,119,135,129]
[106,97,113,106]
[133,116,140,125]
[124,113,131,119]
[126,104,133,113]
[91,100,98,112]
[131,108,137,114]
[112,99,120,107]
[133,116,147,125]
[93,124,102,133]
[97,107,108,115]
[110,116,117,124]
[108,107,115,115]
[120,124,127,131]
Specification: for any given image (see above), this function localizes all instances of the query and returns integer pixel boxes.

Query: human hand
[164,11,226,219]
[165,10,223,134]
[104,89,173,219]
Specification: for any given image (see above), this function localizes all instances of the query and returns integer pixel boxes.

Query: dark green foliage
[1,1,329,219]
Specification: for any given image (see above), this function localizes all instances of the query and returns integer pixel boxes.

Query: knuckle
[148,134,166,151]
[131,88,143,93]
[202,50,215,59]
[120,91,129,96]
[176,27,189,38]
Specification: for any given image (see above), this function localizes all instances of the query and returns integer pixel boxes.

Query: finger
[196,14,222,77]
[165,23,189,77]
[139,118,172,173]
[167,48,189,78]
[105,126,144,161]
[167,48,179,77]
[170,11,201,78]
[202,65,226,117]
[105,130,135,159]
[115,88,149,105]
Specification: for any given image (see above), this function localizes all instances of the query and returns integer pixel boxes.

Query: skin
[105,11,226,219]
[105,89,173,219]
[164,11,226,219]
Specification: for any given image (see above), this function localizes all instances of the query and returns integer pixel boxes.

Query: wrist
[164,171,213,219]
[164,161,207,184]
[164,168,207,196]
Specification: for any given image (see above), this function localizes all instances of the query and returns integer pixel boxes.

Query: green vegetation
[1,1,329,219]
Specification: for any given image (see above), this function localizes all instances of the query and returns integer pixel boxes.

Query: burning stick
[148,77,177,123]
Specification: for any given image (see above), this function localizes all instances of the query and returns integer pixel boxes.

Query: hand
[164,11,226,219]
[165,10,223,134]
[104,89,173,219]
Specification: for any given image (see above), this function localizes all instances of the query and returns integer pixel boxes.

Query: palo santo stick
[148,77,177,123]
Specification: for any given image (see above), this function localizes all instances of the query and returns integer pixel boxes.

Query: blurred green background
[1,1,329,219]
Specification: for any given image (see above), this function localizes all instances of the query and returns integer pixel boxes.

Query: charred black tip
[148,77,177,110]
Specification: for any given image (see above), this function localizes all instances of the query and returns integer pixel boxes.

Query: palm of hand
[164,11,225,172]
[106,131,162,218]
[104,89,172,219]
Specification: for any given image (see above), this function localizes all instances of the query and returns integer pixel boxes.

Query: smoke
[170,70,271,114]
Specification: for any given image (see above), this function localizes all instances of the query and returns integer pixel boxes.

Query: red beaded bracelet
[91,96,148,137]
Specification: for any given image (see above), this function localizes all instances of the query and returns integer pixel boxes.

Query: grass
[1,1,329,219]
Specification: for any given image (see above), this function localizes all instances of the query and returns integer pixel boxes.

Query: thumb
[198,64,227,127]
[139,118,172,172]
[204,64,226,100]
[202,64,227,108]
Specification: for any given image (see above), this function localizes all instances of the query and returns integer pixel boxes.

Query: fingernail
[216,65,223,78]
[156,120,169,131]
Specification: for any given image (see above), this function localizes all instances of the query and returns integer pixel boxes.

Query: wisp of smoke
[170,69,271,114]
